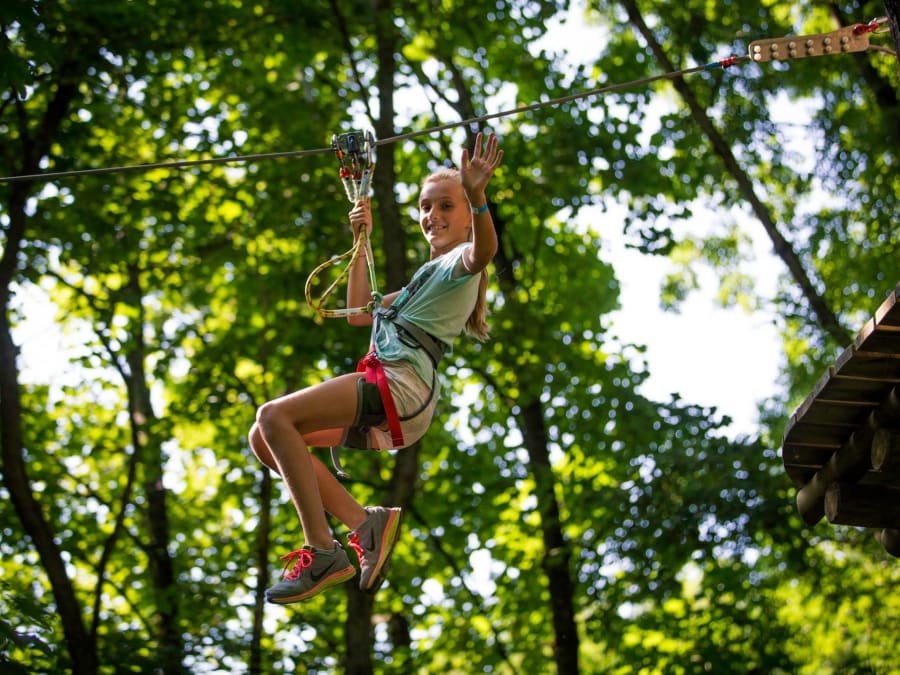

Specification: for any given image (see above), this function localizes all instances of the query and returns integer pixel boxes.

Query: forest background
[2,0,899,673]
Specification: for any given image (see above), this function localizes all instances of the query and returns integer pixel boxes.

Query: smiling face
[418,175,472,258]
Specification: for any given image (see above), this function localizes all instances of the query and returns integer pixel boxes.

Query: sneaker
[265,540,356,604]
[347,506,403,593]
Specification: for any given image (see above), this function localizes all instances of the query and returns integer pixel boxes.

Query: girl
[248,132,503,604]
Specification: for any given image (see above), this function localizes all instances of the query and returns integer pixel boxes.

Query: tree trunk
[438,52,582,674]
[345,589,376,673]
[341,0,414,671]
[122,266,184,673]
[521,400,581,674]
[885,0,900,61]
[827,2,900,143]
[488,205,581,672]
[0,63,100,674]
[1,221,98,675]
[249,469,273,675]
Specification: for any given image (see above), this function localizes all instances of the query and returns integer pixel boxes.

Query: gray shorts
[342,361,437,450]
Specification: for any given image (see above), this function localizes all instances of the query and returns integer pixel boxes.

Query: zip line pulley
[304,130,382,319]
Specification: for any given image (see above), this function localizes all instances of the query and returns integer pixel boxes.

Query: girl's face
[418,178,472,258]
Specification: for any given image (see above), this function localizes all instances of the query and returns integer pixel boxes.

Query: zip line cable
[0,59,748,185]
[0,17,889,185]
[377,56,752,147]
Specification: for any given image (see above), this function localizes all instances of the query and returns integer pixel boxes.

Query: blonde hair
[422,168,490,341]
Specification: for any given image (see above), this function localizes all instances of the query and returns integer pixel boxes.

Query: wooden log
[783,427,843,449]
[877,529,900,558]
[871,428,900,472]
[783,443,839,468]
[824,483,900,528]
[858,467,900,487]
[797,387,900,525]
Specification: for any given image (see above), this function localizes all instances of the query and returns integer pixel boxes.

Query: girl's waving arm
[459,132,503,274]
[460,132,503,274]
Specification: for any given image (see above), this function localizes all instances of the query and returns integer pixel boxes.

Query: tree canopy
[2,1,899,673]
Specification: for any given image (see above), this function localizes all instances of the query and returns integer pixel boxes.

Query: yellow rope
[304,227,381,318]
[304,131,382,319]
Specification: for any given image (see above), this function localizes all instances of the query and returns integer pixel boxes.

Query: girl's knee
[248,422,279,472]
[255,400,284,437]
[256,401,305,452]
[248,421,263,449]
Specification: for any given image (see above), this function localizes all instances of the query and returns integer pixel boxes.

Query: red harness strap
[357,350,404,448]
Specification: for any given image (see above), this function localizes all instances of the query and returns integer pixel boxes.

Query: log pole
[871,428,900,472]
[797,388,900,524]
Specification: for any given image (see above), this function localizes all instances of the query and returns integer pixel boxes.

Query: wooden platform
[782,283,900,557]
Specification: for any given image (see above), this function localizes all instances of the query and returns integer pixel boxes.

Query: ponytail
[465,269,490,341]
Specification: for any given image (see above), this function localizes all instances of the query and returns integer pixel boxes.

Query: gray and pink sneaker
[347,506,403,593]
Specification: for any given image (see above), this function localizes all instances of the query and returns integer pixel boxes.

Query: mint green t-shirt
[373,242,480,386]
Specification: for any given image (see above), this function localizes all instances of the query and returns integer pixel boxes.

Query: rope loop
[305,131,381,319]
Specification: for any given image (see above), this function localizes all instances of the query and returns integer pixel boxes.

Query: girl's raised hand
[460,132,503,199]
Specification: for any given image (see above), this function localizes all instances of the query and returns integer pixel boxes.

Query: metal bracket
[749,24,872,63]
[332,130,376,202]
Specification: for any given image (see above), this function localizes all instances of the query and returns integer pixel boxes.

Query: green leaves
[4,0,900,672]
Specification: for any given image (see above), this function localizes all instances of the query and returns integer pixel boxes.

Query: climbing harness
[327,237,449,479]
[331,348,440,479]
[371,264,446,368]
[357,351,404,449]
[304,130,381,319]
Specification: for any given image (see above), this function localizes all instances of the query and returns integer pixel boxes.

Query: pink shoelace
[347,532,365,565]
[279,548,314,581]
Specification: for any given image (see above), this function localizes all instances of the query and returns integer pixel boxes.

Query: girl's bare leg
[253,372,369,549]
[248,424,369,530]
[304,432,370,531]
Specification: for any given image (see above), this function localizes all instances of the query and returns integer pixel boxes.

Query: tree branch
[619,0,852,346]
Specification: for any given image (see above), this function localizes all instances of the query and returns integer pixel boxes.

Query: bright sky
[596,204,782,435]
[532,3,783,434]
